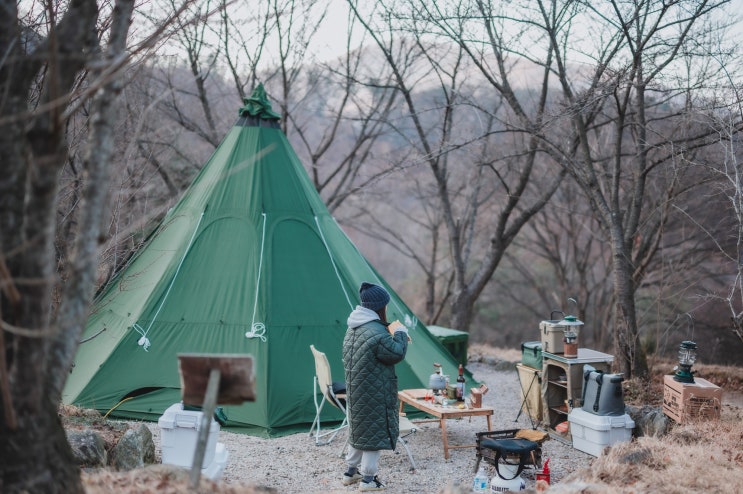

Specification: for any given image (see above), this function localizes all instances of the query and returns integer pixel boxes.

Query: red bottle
[536,457,550,484]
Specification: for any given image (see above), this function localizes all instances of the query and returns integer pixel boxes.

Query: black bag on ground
[479,438,538,480]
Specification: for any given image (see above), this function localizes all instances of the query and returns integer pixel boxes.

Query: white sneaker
[342,471,362,486]
[359,475,386,491]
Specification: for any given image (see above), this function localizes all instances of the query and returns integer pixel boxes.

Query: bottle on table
[456,363,466,401]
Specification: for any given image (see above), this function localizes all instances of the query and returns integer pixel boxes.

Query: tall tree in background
[419,0,735,376]
[346,0,567,332]
[697,73,743,348]
[0,0,146,491]
[497,179,615,350]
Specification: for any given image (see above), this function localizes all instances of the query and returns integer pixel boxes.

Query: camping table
[398,389,494,460]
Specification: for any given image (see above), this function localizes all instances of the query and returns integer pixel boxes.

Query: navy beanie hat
[359,282,390,311]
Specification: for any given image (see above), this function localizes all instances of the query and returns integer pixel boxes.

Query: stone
[110,424,156,470]
[66,429,107,467]
[626,404,669,437]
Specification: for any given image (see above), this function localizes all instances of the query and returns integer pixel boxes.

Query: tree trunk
[1,1,133,491]
[449,288,474,333]
[0,397,83,494]
[610,227,648,378]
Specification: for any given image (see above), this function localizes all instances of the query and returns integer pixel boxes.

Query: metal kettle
[428,363,447,391]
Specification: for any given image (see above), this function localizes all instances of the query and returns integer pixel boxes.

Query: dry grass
[562,406,743,494]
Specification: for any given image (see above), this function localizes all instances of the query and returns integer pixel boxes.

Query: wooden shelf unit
[541,349,613,441]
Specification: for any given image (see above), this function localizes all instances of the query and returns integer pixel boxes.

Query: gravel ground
[145,361,595,493]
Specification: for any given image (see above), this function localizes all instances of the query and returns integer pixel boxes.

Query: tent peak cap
[238,83,281,121]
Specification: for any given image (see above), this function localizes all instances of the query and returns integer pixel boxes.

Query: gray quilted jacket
[343,306,408,451]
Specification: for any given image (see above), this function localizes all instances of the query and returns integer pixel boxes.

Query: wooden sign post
[177,353,255,488]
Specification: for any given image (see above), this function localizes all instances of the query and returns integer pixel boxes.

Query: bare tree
[416,0,735,376]
[0,0,195,490]
[345,0,567,332]
[688,81,743,349]
[498,179,615,350]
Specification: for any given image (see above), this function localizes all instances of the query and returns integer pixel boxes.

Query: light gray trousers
[345,445,382,477]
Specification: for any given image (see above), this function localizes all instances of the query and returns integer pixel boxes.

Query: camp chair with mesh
[309,344,348,446]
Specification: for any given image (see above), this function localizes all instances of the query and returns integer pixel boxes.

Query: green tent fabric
[63,85,477,437]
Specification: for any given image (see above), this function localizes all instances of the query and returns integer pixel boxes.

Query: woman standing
[341,282,409,491]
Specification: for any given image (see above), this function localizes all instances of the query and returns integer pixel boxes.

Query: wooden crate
[662,375,722,424]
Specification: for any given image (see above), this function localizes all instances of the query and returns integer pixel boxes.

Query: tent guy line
[132,211,206,352]
[246,212,268,342]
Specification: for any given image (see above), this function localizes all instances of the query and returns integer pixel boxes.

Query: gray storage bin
[581,369,625,416]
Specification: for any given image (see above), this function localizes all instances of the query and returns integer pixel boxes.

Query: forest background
[1,1,743,492]
[88,0,743,371]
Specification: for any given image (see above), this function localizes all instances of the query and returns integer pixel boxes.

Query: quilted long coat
[343,317,408,451]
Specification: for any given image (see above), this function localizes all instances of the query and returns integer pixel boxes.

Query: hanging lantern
[673,341,697,383]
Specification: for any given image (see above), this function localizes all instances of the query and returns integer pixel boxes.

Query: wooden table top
[398,389,494,418]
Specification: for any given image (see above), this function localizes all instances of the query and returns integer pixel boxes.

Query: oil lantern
[673,341,697,383]
[558,315,583,357]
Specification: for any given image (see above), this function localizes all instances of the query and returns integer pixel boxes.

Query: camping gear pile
[517,310,635,457]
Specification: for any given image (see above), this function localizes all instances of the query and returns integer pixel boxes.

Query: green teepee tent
[63,85,476,436]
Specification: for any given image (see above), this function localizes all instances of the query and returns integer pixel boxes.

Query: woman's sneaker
[359,475,385,491]
[342,471,362,486]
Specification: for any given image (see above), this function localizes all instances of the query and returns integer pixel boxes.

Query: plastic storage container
[581,370,625,416]
[520,341,542,370]
[202,442,229,480]
[568,407,634,456]
[158,402,220,469]
[539,320,567,354]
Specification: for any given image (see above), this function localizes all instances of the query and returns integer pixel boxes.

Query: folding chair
[309,344,348,446]
[397,413,418,471]
[338,411,418,471]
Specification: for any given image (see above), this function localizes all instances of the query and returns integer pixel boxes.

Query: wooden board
[177,353,256,406]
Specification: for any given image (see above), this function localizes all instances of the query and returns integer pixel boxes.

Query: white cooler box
[203,442,229,481]
[568,407,634,457]
[158,402,220,470]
